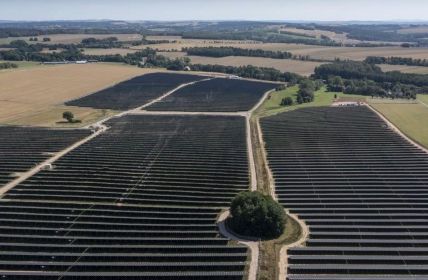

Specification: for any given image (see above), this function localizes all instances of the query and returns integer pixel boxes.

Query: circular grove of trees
[228,191,286,240]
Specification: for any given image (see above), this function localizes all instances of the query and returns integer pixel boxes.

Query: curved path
[217,211,259,280]
[1,78,274,280]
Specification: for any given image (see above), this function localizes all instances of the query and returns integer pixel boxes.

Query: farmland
[0,114,250,279]
[160,52,323,76]
[2,18,428,280]
[146,78,276,112]
[67,72,207,110]
[379,64,428,74]
[142,36,428,61]
[0,63,157,126]
[261,106,428,279]
[82,47,138,56]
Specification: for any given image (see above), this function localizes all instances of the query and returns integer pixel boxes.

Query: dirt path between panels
[0,124,108,197]
[250,93,309,280]
[218,210,259,280]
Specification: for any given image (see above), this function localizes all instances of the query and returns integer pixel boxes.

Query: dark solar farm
[261,106,428,280]
[146,78,275,112]
[0,126,90,186]
[0,115,250,279]
[65,73,206,110]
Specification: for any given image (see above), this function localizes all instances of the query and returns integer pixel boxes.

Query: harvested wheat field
[82,48,138,55]
[133,38,265,51]
[379,64,428,74]
[143,36,428,61]
[160,52,323,75]
[0,63,156,126]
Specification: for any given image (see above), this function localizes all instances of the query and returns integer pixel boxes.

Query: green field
[418,94,428,106]
[371,102,428,149]
[256,86,367,117]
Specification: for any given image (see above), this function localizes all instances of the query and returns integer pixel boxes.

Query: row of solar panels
[0,115,250,279]
[261,106,428,279]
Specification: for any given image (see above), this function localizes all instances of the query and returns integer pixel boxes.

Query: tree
[281,96,293,106]
[43,37,51,42]
[297,79,315,104]
[62,111,74,123]
[327,76,345,92]
[276,84,286,91]
[228,191,286,239]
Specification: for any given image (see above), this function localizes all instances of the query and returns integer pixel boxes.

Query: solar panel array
[260,106,428,280]
[0,126,90,186]
[146,78,275,112]
[1,115,249,279]
[65,73,206,110]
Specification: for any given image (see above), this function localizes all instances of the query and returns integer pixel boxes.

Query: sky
[0,0,427,22]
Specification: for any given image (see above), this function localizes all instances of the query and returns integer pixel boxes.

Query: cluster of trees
[326,75,417,99]
[185,47,293,59]
[228,191,286,239]
[365,56,428,67]
[0,62,18,69]
[297,79,318,104]
[79,37,122,48]
[280,96,293,106]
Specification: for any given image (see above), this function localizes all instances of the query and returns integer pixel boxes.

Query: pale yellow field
[159,52,322,75]
[398,26,428,34]
[141,36,428,61]
[379,64,428,74]
[133,38,264,51]
[280,27,361,44]
[0,63,157,126]
[5,105,118,128]
[82,48,138,55]
[146,35,182,41]
[0,34,143,45]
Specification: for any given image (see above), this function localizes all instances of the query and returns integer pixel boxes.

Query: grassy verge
[258,216,302,280]
[255,85,367,117]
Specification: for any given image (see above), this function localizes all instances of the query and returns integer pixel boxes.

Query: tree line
[190,64,303,83]
[365,56,428,67]
[185,47,293,59]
